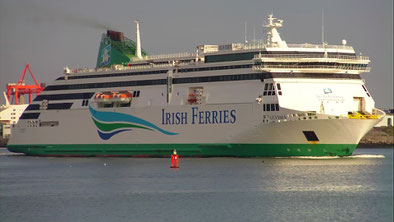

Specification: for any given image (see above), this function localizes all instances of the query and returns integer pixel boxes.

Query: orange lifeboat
[117,91,132,99]
[93,92,112,100]
[102,93,112,99]
[92,91,132,107]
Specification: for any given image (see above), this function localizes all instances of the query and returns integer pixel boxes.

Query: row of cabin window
[263,83,282,96]
[56,64,254,81]
[264,91,282,96]
[263,104,280,111]
[35,72,265,102]
[34,93,95,101]
[264,83,282,90]
[178,64,252,73]
[45,72,360,93]
[133,90,141,97]
[26,103,73,110]
[82,100,89,106]
[204,52,257,63]
[173,73,262,84]
[204,51,358,64]
[20,112,41,119]
[45,79,167,91]
[56,70,168,80]
[259,62,368,68]
[46,73,263,91]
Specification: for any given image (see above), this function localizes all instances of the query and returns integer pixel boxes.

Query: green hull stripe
[7,143,357,157]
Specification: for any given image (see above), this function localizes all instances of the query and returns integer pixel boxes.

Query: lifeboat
[118,91,132,98]
[93,92,112,101]
[91,91,132,107]
[116,91,132,103]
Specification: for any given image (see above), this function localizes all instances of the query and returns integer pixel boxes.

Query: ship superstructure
[8,15,384,156]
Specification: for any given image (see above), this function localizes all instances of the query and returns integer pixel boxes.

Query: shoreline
[357,144,393,148]
[358,126,393,147]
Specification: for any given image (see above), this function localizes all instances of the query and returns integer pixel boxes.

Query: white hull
[10,103,380,145]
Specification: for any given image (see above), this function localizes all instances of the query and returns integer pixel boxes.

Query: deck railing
[285,43,354,50]
[253,64,370,72]
[254,54,369,61]
[131,52,195,61]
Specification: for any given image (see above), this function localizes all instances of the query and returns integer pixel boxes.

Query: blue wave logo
[89,105,178,140]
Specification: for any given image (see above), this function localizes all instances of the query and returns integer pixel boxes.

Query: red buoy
[170,150,179,168]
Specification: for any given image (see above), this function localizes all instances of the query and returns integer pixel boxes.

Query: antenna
[253,27,256,44]
[262,19,267,39]
[321,10,325,44]
[321,10,328,57]
[244,21,248,44]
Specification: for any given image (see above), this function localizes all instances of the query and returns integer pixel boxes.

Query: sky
[0,0,392,108]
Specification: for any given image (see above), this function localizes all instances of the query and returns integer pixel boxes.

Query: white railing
[201,42,354,53]
[285,43,354,50]
[231,43,266,51]
[215,43,354,51]
[66,63,174,75]
[131,52,195,61]
[66,60,201,75]
[254,54,369,61]
[253,65,371,72]
[99,63,174,70]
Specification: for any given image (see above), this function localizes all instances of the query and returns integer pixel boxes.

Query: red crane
[6,64,45,105]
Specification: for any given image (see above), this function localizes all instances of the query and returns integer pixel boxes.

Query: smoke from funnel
[1,2,119,31]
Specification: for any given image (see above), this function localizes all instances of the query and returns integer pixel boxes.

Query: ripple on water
[274,154,385,159]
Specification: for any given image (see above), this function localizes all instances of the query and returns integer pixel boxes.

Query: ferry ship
[7,15,384,156]
[0,93,28,139]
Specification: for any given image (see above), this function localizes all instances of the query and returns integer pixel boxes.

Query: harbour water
[0,148,393,222]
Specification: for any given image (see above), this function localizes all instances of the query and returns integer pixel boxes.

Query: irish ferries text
[161,107,236,125]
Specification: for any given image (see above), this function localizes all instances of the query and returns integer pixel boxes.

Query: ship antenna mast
[244,21,248,45]
[322,10,324,44]
[321,10,328,58]
[135,20,143,59]
[253,27,256,44]
[264,14,287,48]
